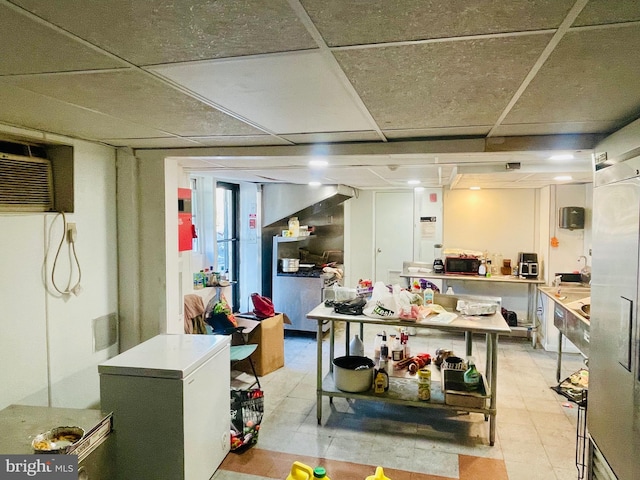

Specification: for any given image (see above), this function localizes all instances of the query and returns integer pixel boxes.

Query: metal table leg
[329,321,335,374]
[557,332,563,383]
[465,331,473,357]
[484,334,491,386]
[316,319,323,424]
[528,284,539,348]
[345,321,350,354]
[488,333,498,446]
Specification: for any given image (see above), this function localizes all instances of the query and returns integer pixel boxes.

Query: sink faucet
[578,255,588,268]
[578,255,591,285]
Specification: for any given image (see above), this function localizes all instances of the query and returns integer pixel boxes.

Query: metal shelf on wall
[274,235,314,243]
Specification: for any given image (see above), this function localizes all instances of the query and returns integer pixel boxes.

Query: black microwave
[445,256,481,275]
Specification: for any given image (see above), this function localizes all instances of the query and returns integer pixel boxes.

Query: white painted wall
[441,188,536,317]
[444,188,537,263]
[539,183,591,352]
[0,127,118,410]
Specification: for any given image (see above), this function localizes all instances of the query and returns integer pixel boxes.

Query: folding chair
[204,309,261,390]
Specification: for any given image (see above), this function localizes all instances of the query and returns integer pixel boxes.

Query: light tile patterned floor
[217,322,585,480]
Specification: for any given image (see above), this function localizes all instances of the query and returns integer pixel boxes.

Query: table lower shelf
[320,373,494,416]
[507,324,534,338]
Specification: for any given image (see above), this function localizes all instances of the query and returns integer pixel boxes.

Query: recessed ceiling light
[554,175,573,181]
[470,186,481,190]
[308,181,322,186]
[407,180,420,185]
[549,154,574,161]
[309,159,328,168]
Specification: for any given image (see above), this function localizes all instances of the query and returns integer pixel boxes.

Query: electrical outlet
[67,222,77,242]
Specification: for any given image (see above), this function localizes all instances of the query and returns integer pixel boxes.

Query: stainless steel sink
[566,297,591,320]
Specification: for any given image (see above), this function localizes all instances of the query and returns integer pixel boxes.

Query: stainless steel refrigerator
[590,153,640,480]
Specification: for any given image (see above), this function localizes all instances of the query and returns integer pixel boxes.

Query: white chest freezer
[99,334,230,480]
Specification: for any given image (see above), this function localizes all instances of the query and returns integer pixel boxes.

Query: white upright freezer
[99,333,230,480]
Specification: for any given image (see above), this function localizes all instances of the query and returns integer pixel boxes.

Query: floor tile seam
[220,447,510,480]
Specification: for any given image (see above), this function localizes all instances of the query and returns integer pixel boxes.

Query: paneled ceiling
[1,0,639,189]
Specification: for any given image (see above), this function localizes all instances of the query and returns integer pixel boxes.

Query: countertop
[0,404,111,455]
[401,271,545,285]
[538,284,591,325]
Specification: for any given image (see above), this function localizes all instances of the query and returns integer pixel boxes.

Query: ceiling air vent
[0,149,54,212]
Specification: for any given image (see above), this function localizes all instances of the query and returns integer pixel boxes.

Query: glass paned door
[216,182,239,311]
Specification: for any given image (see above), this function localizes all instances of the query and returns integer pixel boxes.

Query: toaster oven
[445,256,481,275]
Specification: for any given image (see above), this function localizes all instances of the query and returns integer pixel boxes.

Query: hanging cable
[50,212,82,296]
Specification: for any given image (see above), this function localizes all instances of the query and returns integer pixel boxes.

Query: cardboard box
[233,313,285,376]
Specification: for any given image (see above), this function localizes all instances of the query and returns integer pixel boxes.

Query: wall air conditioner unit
[0,144,53,212]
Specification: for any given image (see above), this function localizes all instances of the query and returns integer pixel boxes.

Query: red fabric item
[251,293,275,319]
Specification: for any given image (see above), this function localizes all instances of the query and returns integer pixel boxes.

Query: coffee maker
[518,252,538,278]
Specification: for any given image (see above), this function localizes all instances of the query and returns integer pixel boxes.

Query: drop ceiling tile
[301,0,573,46]
[334,35,552,130]
[0,82,169,141]
[281,131,382,144]
[573,0,640,27]
[150,51,375,134]
[504,26,640,126]
[0,4,123,75]
[11,0,317,65]
[2,70,263,136]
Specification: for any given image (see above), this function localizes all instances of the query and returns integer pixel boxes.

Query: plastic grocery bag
[363,282,413,319]
[230,388,264,451]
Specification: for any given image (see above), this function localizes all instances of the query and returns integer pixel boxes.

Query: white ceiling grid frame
[286,0,386,141]
[487,0,590,137]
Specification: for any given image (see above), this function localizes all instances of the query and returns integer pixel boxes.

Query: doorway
[374,191,414,283]
[216,182,240,311]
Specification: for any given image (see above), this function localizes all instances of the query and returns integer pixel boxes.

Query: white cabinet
[99,334,230,480]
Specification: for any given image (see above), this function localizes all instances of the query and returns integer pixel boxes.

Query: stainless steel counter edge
[307,303,511,334]
[538,286,590,326]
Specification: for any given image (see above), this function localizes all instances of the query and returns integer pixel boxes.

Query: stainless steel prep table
[538,286,590,382]
[306,302,511,446]
[0,404,115,480]
[401,269,544,346]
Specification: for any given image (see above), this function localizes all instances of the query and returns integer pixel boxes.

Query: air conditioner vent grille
[0,154,54,212]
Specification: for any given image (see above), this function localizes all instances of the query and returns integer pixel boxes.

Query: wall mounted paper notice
[420,216,436,239]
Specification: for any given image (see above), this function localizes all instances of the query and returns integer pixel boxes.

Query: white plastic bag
[363,282,410,319]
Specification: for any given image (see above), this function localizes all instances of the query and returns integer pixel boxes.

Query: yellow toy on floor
[365,466,391,480]
[286,461,390,480]
[286,461,330,480]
